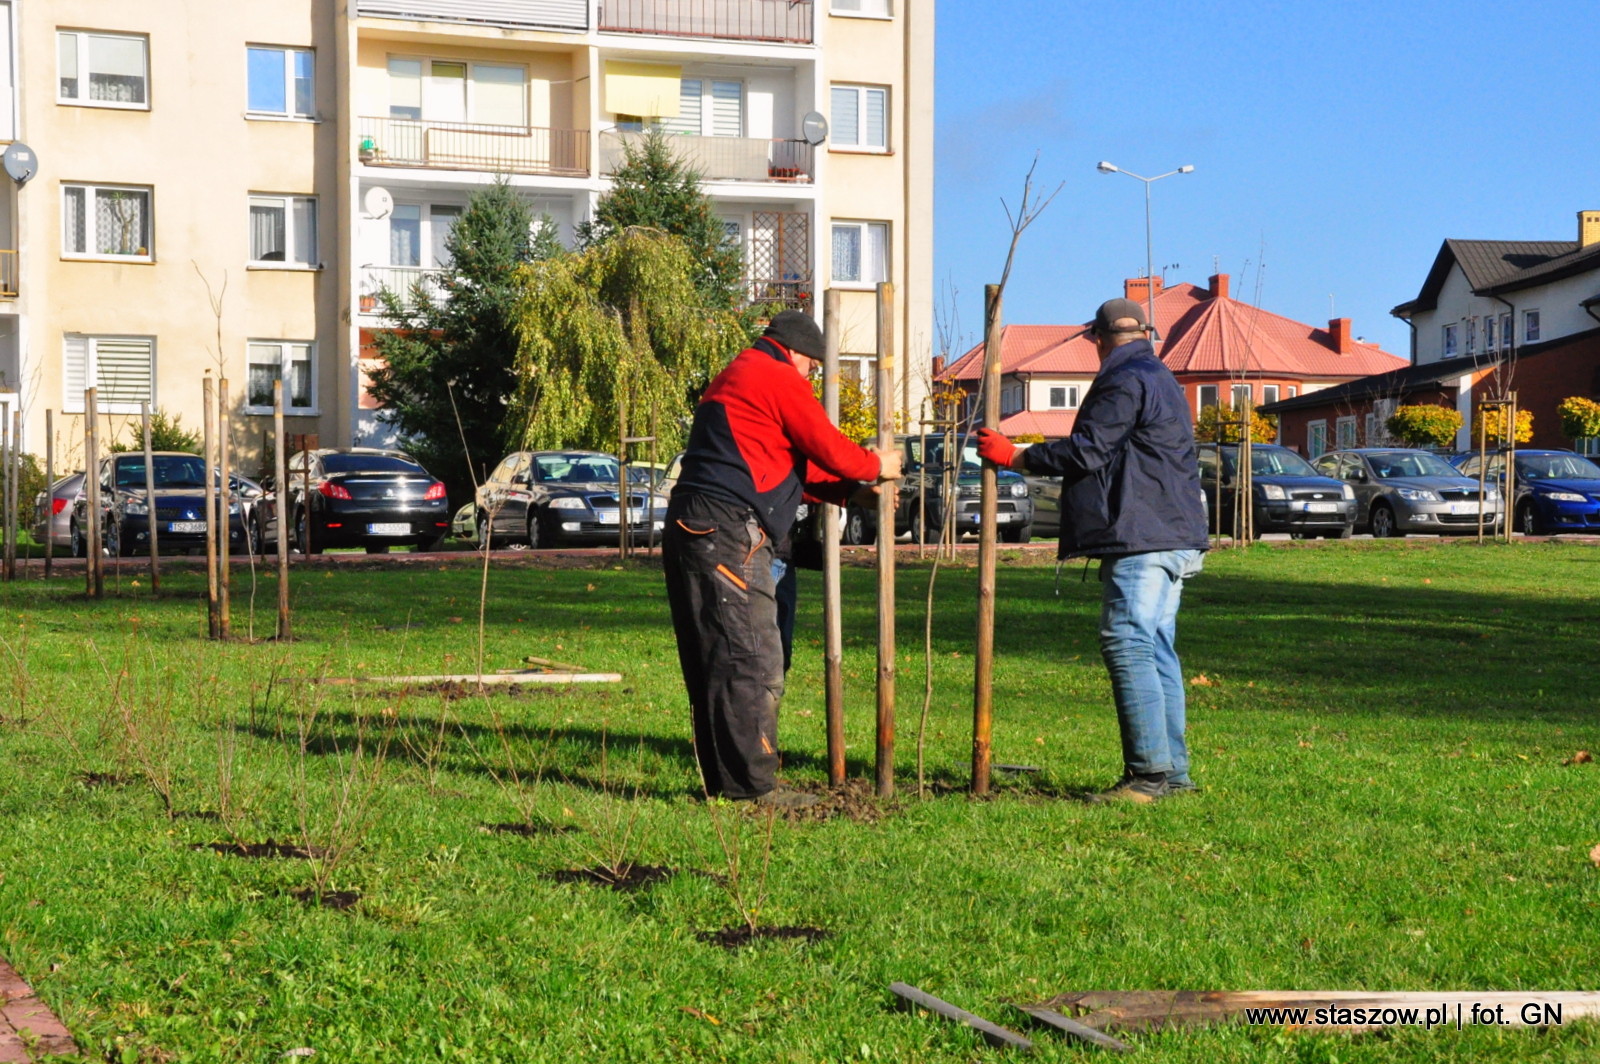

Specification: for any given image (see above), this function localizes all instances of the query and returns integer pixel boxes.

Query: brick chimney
[1208,273,1229,299]
[1328,317,1353,355]
[1124,276,1163,303]
[931,355,946,378]
[1580,210,1600,248]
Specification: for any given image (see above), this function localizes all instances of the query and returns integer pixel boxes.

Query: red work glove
[974,427,1018,468]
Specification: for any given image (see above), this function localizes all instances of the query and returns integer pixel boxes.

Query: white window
[1048,385,1079,409]
[390,204,422,267]
[1231,383,1252,410]
[1198,384,1218,410]
[1482,314,1496,352]
[1524,310,1540,343]
[1442,323,1458,357]
[246,341,314,413]
[430,205,462,268]
[659,79,703,136]
[1307,420,1327,458]
[63,334,153,413]
[832,0,892,16]
[1288,386,1299,398]
[387,57,526,126]
[830,84,888,151]
[1499,313,1512,349]
[57,30,147,108]
[1336,416,1358,450]
[1262,385,1280,405]
[249,195,317,267]
[248,46,314,119]
[62,183,151,260]
[831,221,888,287]
[1465,317,1476,355]
[653,78,741,137]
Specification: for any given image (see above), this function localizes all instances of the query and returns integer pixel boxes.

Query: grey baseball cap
[1087,298,1150,336]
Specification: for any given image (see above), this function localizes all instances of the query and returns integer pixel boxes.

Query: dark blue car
[1454,449,1600,534]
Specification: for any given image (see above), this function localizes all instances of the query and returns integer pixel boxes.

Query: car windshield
[535,454,622,483]
[925,438,983,472]
[1223,448,1318,477]
[1367,452,1457,478]
[321,454,426,474]
[114,455,209,489]
[1516,454,1600,480]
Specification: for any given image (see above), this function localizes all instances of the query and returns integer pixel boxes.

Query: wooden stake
[875,281,897,799]
[972,283,1002,796]
[2,406,12,582]
[1505,391,1517,543]
[618,379,629,561]
[822,289,846,787]
[1477,406,1488,544]
[86,390,102,599]
[43,409,53,580]
[218,377,231,638]
[13,409,22,579]
[275,380,291,641]
[203,374,219,638]
[141,402,160,591]
[647,401,658,557]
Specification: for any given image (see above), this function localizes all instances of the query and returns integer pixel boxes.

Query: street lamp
[1096,162,1194,341]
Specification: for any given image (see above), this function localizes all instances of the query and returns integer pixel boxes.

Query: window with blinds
[387,56,527,125]
[830,84,888,151]
[64,335,154,413]
[659,79,702,136]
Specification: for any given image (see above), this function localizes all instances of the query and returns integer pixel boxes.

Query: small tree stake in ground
[86,389,103,599]
[219,377,232,638]
[822,289,846,787]
[875,281,896,800]
[203,374,219,637]
[44,408,53,580]
[275,381,290,641]
[141,403,160,592]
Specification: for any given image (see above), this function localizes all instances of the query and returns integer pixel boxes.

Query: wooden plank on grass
[1037,991,1600,1032]
[316,671,622,686]
[890,982,1033,1051]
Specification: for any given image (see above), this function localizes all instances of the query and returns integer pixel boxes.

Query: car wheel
[70,520,85,558]
[843,506,875,546]
[476,510,494,551]
[527,511,550,550]
[1369,503,1397,538]
[1335,525,1353,540]
[1515,500,1539,536]
[1000,522,1032,544]
[250,517,266,556]
[297,509,323,556]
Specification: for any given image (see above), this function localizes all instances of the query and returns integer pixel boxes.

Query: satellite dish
[364,186,394,220]
[801,112,828,146]
[2,142,37,186]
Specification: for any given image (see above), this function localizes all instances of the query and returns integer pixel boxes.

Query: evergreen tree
[578,131,744,309]
[367,181,558,498]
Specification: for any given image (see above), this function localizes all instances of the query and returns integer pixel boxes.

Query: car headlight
[1395,488,1439,501]
[1260,483,1286,500]
[549,497,587,510]
[1009,482,1028,498]
[1484,488,1499,501]
[125,501,149,515]
[1341,484,1355,500]
[1544,491,1586,502]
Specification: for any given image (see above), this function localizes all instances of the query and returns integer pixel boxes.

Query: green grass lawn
[1,542,1598,1063]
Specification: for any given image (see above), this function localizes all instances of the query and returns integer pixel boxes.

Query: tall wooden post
[874,281,897,799]
[141,403,160,591]
[203,374,219,638]
[12,410,20,578]
[43,409,53,580]
[86,390,103,599]
[647,401,659,557]
[618,381,630,561]
[218,378,232,637]
[1476,406,1489,544]
[822,289,846,787]
[2,408,13,582]
[972,283,1002,795]
[275,381,291,640]
[1505,391,1518,543]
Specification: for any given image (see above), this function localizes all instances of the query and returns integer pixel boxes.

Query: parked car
[32,472,86,550]
[1312,448,1502,537]
[1454,449,1600,534]
[1200,444,1356,539]
[1026,474,1210,540]
[71,452,247,557]
[451,502,477,541]
[474,450,669,549]
[253,448,450,555]
[845,434,1035,545]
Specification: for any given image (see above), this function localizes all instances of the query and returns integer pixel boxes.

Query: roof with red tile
[941,279,1407,383]
[999,410,1079,437]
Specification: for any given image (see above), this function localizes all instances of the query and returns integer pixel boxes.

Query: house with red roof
[938,274,1408,442]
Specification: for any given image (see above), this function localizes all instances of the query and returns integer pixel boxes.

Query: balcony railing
[746,279,811,315]
[0,250,14,298]
[358,117,590,176]
[359,265,447,315]
[601,131,812,183]
[356,0,587,32]
[599,0,812,43]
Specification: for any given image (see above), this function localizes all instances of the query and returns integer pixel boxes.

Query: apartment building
[0,0,932,464]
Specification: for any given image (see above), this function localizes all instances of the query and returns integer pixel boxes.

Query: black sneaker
[1087,772,1169,804]
[1165,777,1200,796]
[754,788,821,810]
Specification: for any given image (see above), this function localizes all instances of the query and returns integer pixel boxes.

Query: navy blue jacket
[1019,339,1209,559]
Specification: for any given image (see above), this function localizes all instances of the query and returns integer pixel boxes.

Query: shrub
[1558,396,1600,441]
[1385,404,1462,448]
[1470,406,1533,446]
[1194,404,1277,444]
[108,408,202,455]
[1012,432,1046,444]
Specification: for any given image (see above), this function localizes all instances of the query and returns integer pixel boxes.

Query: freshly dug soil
[292,888,361,910]
[478,822,575,837]
[777,778,894,824]
[78,772,133,787]
[549,864,675,892]
[696,925,831,949]
[194,839,323,860]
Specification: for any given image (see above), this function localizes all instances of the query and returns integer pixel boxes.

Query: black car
[72,452,247,557]
[844,433,1035,545]
[474,450,669,549]
[254,448,450,554]
[1199,443,1356,539]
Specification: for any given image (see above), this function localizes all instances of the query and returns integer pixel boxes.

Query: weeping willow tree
[509,227,760,453]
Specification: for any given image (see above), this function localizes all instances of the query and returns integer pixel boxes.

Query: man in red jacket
[665,311,902,805]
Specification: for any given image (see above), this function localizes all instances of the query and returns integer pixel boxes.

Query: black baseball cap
[763,310,825,361]
[1086,298,1150,337]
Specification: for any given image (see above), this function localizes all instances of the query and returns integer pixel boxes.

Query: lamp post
[1096,161,1194,340]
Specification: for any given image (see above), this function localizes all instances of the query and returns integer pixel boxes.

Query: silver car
[32,472,86,549]
[1312,448,1503,537]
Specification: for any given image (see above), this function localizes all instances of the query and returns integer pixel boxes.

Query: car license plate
[996,513,1015,522]
[168,521,206,533]
[367,522,410,535]
[596,510,647,525]
[1306,502,1339,513]
[1449,502,1479,515]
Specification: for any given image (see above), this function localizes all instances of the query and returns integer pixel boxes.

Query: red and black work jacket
[672,337,881,539]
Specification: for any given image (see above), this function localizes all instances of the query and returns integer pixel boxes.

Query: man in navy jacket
[976,298,1209,802]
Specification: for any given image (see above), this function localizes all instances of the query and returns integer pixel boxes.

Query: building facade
[0,0,933,467]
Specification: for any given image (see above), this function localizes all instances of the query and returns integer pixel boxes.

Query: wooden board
[317,670,622,686]
[1036,991,1600,1032]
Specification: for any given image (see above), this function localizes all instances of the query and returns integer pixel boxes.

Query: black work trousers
[663,493,785,800]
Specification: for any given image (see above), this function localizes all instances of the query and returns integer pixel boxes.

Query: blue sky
[933,1,1600,359]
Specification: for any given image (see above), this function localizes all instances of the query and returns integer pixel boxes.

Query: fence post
[218,377,231,637]
[142,402,161,591]
[972,283,1002,795]
[86,389,103,599]
[875,280,897,800]
[43,409,53,580]
[275,381,291,640]
[203,373,219,638]
[822,289,846,787]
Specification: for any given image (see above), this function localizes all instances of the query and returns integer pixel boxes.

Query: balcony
[359,265,447,316]
[358,117,590,177]
[746,209,810,314]
[0,251,14,298]
[599,0,812,43]
[600,131,811,183]
[356,0,588,33]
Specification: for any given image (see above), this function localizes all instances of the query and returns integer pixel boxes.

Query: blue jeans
[1099,549,1205,781]
[772,557,798,673]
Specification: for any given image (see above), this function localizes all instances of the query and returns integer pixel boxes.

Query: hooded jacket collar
[1099,337,1158,376]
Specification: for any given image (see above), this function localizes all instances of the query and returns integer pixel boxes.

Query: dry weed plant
[558,726,650,882]
[459,697,557,831]
[692,797,778,932]
[0,624,31,725]
[93,636,181,817]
